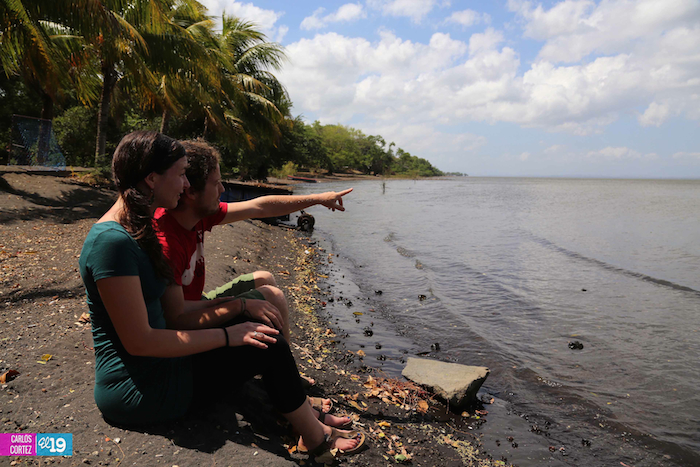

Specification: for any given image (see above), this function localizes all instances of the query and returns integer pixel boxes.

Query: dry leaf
[348,400,364,411]
[0,369,20,384]
[78,312,91,324]
[357,350,366,357]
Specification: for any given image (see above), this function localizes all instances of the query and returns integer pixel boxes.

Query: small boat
[287,175,320,183]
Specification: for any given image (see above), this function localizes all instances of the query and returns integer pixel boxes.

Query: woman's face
[152,156,190,209]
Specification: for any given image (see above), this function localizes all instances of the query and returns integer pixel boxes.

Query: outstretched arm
[221,188,353,225]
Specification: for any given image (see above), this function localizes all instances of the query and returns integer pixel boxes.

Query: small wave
[530,234,700,296]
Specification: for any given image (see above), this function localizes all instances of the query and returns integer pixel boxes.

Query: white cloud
[672,151,700,159]
[639,101,671,127]
[519,151,531,161]
[585,146,657,160]
[199,1,286,40]
[277,0,700,171]
[507,0,700,63]
[368,0,441,23]
[445,9,491,28]
[274,25,289,43]
[301,3,366,30]
[468,28,504,55]
[503,0,700,132]
[366,122,488,170]
[544,144,567,154]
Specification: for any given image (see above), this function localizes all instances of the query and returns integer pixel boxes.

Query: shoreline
[0,172,504,466]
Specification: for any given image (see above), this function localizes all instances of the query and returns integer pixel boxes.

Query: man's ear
[183,185,198,200]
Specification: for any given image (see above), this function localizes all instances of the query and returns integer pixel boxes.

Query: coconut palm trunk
[36,91,55,165]
[95,62,117,167]
[160,108,171,134]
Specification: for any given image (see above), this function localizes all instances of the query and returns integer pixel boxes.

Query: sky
[199,0,700,178]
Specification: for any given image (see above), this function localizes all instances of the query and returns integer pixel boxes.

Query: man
[155,140,351,346]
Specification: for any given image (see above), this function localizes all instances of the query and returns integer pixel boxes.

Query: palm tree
[203,15,288,150]
[0,0,99,162]
[141,0,220,135]
[83,1,170,166]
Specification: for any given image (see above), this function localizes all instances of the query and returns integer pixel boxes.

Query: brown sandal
[308,427,366,463]
[308,396,333,414]
[297,412,354,454]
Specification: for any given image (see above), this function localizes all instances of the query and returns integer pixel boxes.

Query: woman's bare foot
[312,408,352,428]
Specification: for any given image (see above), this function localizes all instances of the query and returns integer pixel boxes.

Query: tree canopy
[0,0,443,179]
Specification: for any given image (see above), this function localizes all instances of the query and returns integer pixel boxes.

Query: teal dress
[78,222,192,424]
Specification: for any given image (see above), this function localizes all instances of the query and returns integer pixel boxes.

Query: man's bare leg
[256,285,289,341]
[253,270,277,288]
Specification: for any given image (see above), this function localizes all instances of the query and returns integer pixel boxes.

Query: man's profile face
[194,163,224,218]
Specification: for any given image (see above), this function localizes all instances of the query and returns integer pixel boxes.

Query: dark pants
[191,331,306,414]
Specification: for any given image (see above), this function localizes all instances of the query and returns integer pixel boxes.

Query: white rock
[402,357,489,409]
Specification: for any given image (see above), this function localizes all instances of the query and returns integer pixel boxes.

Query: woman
[78,131,364,461]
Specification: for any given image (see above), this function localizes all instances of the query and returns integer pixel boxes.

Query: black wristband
[222,328,229,347]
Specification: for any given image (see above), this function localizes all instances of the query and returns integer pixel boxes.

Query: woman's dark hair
[111,131,185,281]
[180,139,220,193]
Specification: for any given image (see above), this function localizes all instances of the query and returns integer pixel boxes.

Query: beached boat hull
[221,181,292,221]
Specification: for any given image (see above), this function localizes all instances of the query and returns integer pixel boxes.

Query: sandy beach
[0,171,504,467]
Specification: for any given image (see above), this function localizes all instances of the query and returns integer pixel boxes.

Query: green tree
[1,0,98,161]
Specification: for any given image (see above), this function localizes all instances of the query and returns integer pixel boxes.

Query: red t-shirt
[154,202,228,300]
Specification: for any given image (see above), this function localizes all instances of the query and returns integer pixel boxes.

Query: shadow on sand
[104,380,297,459]
[0,173,116,224]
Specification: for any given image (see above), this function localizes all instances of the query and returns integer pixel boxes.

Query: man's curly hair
[180,139,220,193]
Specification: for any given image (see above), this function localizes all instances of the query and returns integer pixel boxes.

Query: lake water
[294,177,700,466]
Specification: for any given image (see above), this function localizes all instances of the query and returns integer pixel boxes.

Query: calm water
[295,177,700,466]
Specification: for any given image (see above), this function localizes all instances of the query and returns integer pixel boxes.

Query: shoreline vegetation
[1,2,445,181]
[0,172,507,466]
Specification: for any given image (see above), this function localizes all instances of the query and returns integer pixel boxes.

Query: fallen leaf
[377,421,391,428]
[0,370,19,384]
[353,311,363,316]
[40,354,53,362]
[357,350,366,357]
[348,400,364,411]
[78,312,91,324]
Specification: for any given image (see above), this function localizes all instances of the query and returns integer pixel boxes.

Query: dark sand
[0,172,506,467]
